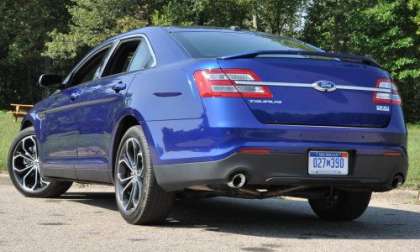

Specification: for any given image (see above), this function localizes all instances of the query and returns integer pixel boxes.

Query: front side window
[69,48,110,86]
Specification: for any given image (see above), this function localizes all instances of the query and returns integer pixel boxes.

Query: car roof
[101,26,251,44]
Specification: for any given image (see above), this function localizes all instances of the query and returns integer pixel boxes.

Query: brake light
[193,69,272,98]
[373,79,401,105]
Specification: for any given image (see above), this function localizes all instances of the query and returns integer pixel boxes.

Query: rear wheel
[308,190,371,221]
[114,125,174,225]
[8,127,72,198]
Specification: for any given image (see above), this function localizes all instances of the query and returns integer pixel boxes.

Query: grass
[0,111,20,172]
[0,110,419,189]
[406,124,420,189]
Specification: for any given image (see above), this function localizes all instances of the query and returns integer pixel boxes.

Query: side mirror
[38,74,63,88]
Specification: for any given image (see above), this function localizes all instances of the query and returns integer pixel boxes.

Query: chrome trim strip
[234,81,391,93]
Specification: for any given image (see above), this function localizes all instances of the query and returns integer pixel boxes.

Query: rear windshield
[171,31,321,58]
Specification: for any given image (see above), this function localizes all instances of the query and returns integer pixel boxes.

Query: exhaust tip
[227,173,247,189]
[392,174,404,189]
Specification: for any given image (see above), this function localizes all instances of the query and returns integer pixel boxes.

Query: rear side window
[103,37,155,77]
[172,31,320,58]
[128,41,155,71]
[103,40,140,76]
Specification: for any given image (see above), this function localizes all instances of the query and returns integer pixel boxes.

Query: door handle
[112,82,127,93]
[70,91,80,100]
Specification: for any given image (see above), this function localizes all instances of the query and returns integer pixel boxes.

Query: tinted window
[128,41,155,71]
[172,31,320,58]
[103,40,140,76]
[70,48,109,86]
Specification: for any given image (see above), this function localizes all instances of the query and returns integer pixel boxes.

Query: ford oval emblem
[312,80,337,92]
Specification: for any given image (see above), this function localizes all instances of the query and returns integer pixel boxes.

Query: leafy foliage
[44,0,148,65]
[0,0,71,108]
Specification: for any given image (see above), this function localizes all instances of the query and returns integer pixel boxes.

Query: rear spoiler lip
[218,50,381,67]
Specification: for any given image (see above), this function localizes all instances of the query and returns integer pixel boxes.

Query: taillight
[193,69,272,99]
[373,78,401,105]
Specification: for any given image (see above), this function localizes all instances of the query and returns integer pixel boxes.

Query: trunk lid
[217,57,392,128]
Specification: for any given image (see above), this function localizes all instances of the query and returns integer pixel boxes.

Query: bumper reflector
[239,148,272,155]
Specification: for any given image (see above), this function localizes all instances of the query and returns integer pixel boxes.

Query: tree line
[0,0,418,121]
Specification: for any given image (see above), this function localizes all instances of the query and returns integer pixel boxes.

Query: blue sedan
[8,27,408,225]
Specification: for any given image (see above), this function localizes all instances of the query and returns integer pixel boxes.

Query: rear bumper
[154,149,408,192]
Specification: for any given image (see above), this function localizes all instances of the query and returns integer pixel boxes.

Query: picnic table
[9,104,33,121]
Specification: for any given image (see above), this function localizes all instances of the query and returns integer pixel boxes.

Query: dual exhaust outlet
[227,172,405,190]
[227,173,247,189]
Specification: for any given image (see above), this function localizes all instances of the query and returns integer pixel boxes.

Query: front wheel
[308,190,372,221]
[8,127,72,198]
[114,125,174,225]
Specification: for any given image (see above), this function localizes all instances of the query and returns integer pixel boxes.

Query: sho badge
[376,105,390,112]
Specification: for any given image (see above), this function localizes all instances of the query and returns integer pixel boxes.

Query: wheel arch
[21,120,33,130]
[110,110,156,180]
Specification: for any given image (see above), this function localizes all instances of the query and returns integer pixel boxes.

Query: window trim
[63,43,114,86]
[101,37,142,78]
[99,34,157,80]
[63,33,157,86]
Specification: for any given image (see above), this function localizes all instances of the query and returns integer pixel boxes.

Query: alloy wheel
[11,135,49,192]
[116,137,144,214]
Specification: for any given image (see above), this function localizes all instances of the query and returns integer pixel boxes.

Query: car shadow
[63,192,420,240]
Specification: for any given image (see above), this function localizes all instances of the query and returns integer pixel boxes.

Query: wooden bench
[9,104,33,121]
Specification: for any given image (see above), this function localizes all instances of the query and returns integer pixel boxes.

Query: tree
[151,0,251,27]
[151,0,307,35]
[250,0,307,35]
[0,0,71,108]
[44,0,149,66]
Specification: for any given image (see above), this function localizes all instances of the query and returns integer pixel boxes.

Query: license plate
[308,151,349,175]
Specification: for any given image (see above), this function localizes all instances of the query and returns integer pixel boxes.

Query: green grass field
[0,110,419,188]
[0,111,20,172]
[406,124,420,189]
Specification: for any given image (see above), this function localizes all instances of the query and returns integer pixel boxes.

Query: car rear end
[156,29,408,194]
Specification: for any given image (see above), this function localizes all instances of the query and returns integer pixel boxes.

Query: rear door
[75,36,155,182]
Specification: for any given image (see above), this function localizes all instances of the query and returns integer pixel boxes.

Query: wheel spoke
[40,176,49,185]
[31,168,39,190]
[13,164,34,173]
[126,182,136,210]
[119,158,134,172]
[30,136,38,158]
[118,173,134,183]
[14,153,33,163]
[121,179,133,194]
[22,167,35,189]
[131,141,139,167]
[21,137,34,158]
[135,179,142,203]
[125,140,135,167]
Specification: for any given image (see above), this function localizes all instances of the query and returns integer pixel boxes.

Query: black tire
[308,190,372,221]
[114,125,174,225]
[8,127,73,198]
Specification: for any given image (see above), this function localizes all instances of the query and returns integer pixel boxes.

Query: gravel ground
[0,175,419,252]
